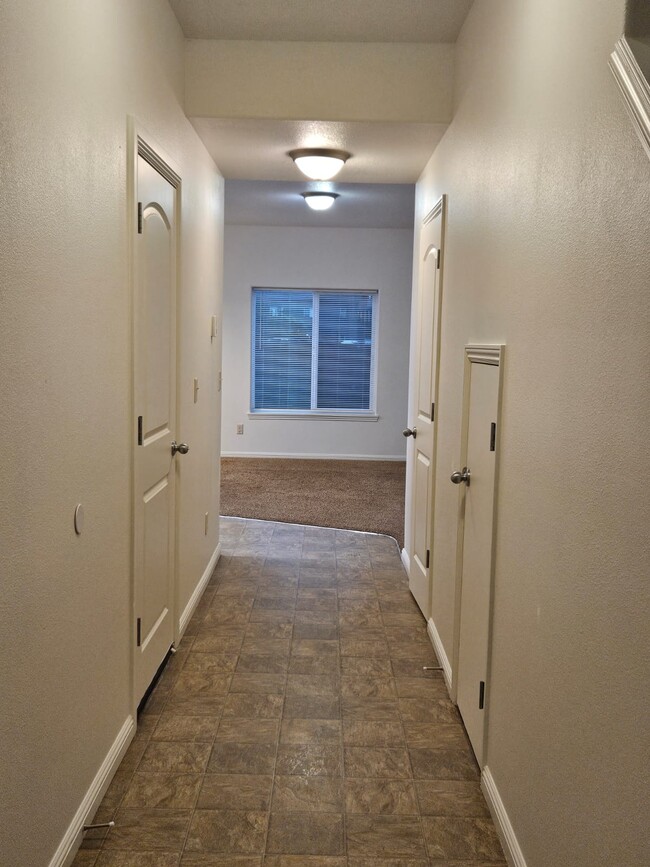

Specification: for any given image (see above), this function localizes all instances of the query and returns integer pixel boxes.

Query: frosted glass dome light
[289,148,350,180]
[302,192,340,211]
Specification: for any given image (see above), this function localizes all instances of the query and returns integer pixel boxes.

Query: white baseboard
[179,542,221,637]
[481,766,527,867]
[427,616,453,693]
[221,451,406,461]
[400,548,410,572]
[49,715,135,867]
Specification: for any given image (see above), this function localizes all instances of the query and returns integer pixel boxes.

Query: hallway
[74,517,505,865]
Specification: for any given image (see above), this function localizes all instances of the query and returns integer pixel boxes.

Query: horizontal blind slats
[317,293,373,410]
[253,290,312,410]
[252,289,375,413]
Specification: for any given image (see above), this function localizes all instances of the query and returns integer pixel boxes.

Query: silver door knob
[171,441,189,456]
[402,427,417,439]
[450,467,470,486]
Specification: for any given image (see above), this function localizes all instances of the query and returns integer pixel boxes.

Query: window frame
[249,286,380,421]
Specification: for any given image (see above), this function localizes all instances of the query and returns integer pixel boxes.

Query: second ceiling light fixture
[290,147,351,210]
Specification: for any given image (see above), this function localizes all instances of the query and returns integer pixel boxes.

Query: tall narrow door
[455,347,503,765]
[133,152,179,703]
[406,199,445,618]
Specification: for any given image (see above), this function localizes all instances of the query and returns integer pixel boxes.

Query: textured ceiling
[225,180,415,229]
[190,118,447,183]
[169,0,474,43]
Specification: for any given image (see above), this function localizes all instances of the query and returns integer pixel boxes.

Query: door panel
[412,450,431,582]
[406,200,445,618]
[134,153,178,703]
[456,351,502,766]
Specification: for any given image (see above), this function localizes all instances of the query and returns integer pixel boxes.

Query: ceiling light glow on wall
[289,148,351,180]
[302,192,340,211]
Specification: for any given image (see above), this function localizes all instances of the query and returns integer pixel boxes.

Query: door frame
[450,343,505,765]
[403,194,447,616]
[127,118,183,713]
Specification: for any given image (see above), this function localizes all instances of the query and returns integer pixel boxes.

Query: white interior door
[455,346,504,765]
[133,150,179,704]
[406,199,446,618]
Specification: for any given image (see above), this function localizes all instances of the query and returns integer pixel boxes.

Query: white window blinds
[252,289,377,414]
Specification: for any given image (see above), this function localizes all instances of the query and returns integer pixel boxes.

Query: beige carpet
[220,457,406,546]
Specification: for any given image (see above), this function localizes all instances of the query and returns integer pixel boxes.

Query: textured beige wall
[185,39,454,123]
[0,1,223,865]
[221,225,413,459]
[408,0,650,864]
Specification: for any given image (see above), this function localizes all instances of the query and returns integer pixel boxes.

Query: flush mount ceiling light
[289,148,351,180]
[301,192,340,211]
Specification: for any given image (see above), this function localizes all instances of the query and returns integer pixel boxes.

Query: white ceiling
[177,1,471,226]
[225,180,415,229]
[170,0,474,43]
[190,118,447,184]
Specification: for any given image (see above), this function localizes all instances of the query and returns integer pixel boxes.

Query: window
[251,288,378,416]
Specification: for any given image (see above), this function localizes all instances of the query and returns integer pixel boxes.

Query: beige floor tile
[279,718,342,744]
[182,856,262,866]
[345,816,426,857]
[86,520,503,866]
[341,676,397,699]
[346,858,428,867]
[283,695,340,719]
[403,722,470,750]
[398,697,461,724]
[408,748,479,781]
[152,716,221,743]
[185,810,268,854]
[263,857,345,867]
[138,743,211,774]
[342,720,405,747]
[103,809,190,851]
[340,697,399,720]
[271,775,344,812]
[266,813,344,855]
[422,816,505,861]
[276,744,343,777]
[215,718,280,744]
[121,773,202,809]
[95,853,181,866]
[288,655,339,674]
[415,780,490,817]
[70,852,98,866]
[394,676,449,698]
[208,743,277,775]
[237,654,290,674]
[229,673,287,694]
[345,779,418,815]
[344,746,412,779]
[340,657,392,677]
[222,693,284,719]
[197,774,273,811]
[286,674,340,697]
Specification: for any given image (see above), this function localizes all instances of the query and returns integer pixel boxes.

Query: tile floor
[73,517,506,867]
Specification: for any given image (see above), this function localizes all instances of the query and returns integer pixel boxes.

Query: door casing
[127,118,182,713]
[404,195,447,619]
[451,344,505,766]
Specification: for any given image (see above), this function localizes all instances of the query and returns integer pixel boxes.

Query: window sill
[248,412,380,422]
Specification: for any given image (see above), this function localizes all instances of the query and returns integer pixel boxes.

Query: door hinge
[136,617,142,647]
[431,402,435,421]
[137,415,143,446]
[479,680,485,710]
[137,202,143,234]
[436,251,441,269]
[425,549,430,569]
[490,422,496,452]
